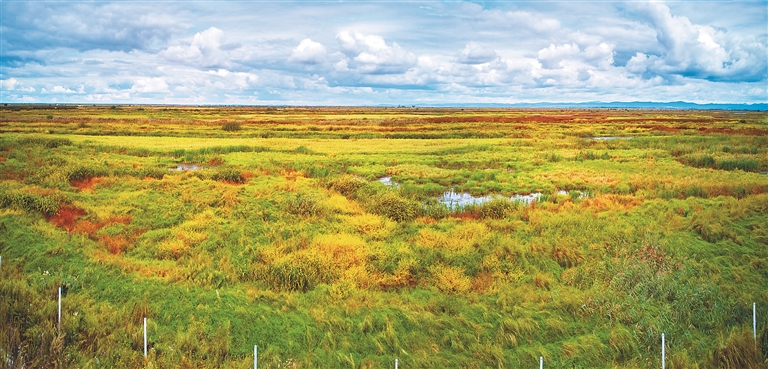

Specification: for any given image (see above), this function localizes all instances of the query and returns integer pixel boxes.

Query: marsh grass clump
[327,175,367,196]
[478,198,515,219]
[284,193,325,217]
[210,167,245,183]
[716,158,759,172]
[362,190,420,221]
[0,189,64,216]
[221,121,241,132]
[66,164,109,182]
[708,328,763,368]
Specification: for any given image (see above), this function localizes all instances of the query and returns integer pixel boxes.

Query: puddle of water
[378,176,396,186]
[170,164,203,171]
[378,176,587,210]
[439,190,499,209]
[438,190,544,209]
[439,190,590,209]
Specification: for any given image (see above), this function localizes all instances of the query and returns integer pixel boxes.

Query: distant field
[1,105,767,368]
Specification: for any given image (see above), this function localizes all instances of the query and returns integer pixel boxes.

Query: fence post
[144,317,147,358]
[540,356,543,369]
[755,302,758,350]
[395,358,398,369]
[662,333,665,369]
[57,287,62,331]
[254,345,258,369]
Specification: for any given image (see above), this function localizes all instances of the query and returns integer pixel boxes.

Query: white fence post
[144,317,147,358]
[539,356,543,369]
[57,287,62,331]
[661,333,666,369]
[254,345,258,369]
[755,302,758,350]
[395,358,398,369]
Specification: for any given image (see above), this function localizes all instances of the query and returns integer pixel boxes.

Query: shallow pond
[378,177,586,210]
[378,176,397,186]
[170,164,203,171]
[438,190,544,209]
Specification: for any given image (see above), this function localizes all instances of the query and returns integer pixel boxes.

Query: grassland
[1,105,767,368]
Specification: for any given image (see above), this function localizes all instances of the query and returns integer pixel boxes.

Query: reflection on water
[170,164,202,171]
[378,176,396,186]
[378,176,587,210]
[438,190,546,209]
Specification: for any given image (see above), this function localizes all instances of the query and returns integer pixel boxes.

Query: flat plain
[1,105,767,368]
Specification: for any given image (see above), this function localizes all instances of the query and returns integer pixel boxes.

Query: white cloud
[474,9,561,35]
[627,2,766,82]
[1,78,35,92]
[160,27,231,69]
[130,77,169,93]
[207,69,258,89]
[336,31,417,74]
[51,85,76,93]
[456,43,498,65]
[289,39,327,64]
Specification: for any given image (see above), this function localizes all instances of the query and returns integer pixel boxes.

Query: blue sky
[1,1,766,105]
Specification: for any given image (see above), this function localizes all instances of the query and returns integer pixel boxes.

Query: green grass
[0,106,767,368]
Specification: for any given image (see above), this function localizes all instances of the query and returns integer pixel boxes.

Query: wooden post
[57,287,62,331]
[144,317,147,358]
[662,333,665,369]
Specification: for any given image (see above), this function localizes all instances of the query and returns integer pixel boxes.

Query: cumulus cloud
[335,31,417,74]
[130,77,169,93]
[627,2,766,82]
[289,39,327,64]
[2,1,765,104]
[537,42,615,70]
[207,69,258,89]
[161,27,232,69]
[456,43,498,65]
[1,78,35,92]
[4,3,177,52]
[51,85,77,94]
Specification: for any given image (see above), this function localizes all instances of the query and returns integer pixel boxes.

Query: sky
[1,0,766,105]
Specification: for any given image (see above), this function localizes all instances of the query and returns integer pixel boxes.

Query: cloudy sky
[1,1,766,105]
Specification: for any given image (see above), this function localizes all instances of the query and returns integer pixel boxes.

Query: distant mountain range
[389,101,768,110]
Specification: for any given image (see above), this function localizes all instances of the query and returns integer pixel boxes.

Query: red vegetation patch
[579,195,643,212]
[71,220,102,236]
[0,157,6,162]
[241,171,254,180]
[697,127,768,136]
[281,169,305,181]
[208,157,225,166]
[471,271,494,292]
[71,214,132,238]
[100,234,130,255]
[48,205,86,231]
[70,177,101,192]
[637,124,681,133]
